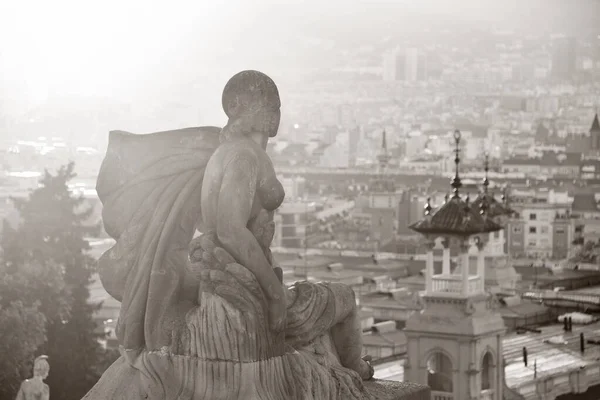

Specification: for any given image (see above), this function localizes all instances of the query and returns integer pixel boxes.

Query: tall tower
[376,129,391,173]
[368,129,396,246]
[404,130,507,400]
[590,113,600,152]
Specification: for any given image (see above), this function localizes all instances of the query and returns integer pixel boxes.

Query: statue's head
[33,355,49,380]
[221,70,281,145]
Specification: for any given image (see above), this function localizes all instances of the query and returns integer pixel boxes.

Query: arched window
[481,351,494,391]
[427,352,453,393]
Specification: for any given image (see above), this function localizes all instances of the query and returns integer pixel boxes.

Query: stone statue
[15,355,50,400]
[83,70,429,400]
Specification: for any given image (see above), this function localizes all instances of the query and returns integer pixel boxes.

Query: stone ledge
[364,379,430,400]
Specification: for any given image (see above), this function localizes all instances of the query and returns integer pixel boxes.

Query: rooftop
[504,152,582,167]
[504,319,600,388]
[497,301,549,319]
[571,193,600,213]
[409,195,502,236]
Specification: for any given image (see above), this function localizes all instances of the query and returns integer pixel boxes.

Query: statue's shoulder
[217,141,263,169]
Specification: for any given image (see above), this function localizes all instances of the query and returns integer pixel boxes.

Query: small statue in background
[15,355,50,400]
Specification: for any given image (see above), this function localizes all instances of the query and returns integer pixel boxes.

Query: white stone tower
[404,130,507,400]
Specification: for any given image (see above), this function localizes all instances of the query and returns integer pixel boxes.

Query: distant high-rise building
[382,48,404,82]
[382,50,396,81]
[348,126,359,167]
[405,48,427,82]
[382,48,426,82]
[405,48,419,82]
[552,37,577,80]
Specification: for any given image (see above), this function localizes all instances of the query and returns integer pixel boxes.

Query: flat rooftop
[571,286,600,295]
[360,292,417,310]
[498,302,549,319]
[504,319,600,388]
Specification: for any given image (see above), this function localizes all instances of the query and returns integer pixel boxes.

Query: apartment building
[570,193,600,245]
[507,188,572,259]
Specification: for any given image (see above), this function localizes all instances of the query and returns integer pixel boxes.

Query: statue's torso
[16,379,49,400]
[201,138,284,248]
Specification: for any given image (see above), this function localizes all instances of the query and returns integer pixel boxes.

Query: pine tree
[1,162,106,400]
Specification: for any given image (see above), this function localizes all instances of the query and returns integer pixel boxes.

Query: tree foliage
[0,162,113,400]
[0,301,46,399]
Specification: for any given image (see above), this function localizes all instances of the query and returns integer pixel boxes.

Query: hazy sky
[0,0,598,109]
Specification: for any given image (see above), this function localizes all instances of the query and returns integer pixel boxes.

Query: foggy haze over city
[5,2,600,399]
[0,0,599,145]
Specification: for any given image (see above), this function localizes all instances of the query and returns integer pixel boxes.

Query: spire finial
[381,129,387,151]
[483,152,490,194]
[424,197,432,216]
[592,113,600,133]
[480,195,489,219]
[450,130,462,198]
[502,186,509,205]
[444,193,449,203]
[465,193,470,212]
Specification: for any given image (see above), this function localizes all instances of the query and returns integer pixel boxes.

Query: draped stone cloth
[96,127,341,358]
[96,126,221,355]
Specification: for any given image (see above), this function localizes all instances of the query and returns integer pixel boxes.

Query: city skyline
[0,1,599,132]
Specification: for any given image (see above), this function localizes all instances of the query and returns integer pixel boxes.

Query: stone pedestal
[84,356,429,400]
[364,380,430,400]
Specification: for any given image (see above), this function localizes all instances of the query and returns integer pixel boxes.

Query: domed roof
[409,194,502,236]
[409,130,502,237]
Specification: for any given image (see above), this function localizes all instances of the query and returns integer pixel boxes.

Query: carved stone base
[364,380,430,400]
[83,355,429,400]
[83,242,431,400]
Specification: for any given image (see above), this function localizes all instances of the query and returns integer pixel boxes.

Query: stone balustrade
[431,274,483,295]
[431,390,454,400]
[430,388,494,400]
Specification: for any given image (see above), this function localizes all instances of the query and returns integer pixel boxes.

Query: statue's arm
[42,384,49,400]
[14,383,24,400]
[216,151,285,306]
